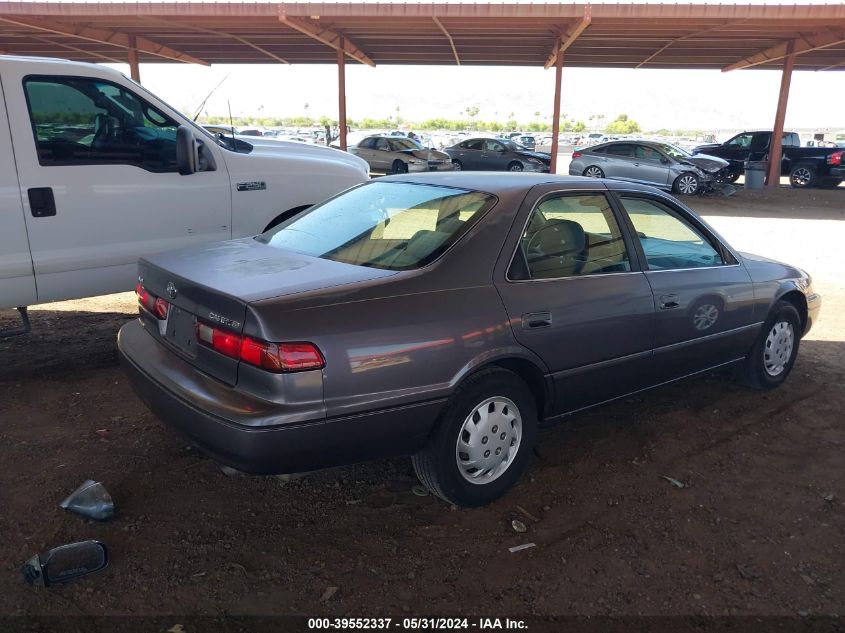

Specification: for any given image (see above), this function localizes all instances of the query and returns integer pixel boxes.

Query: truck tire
[412,367,537,507]
[789,165,816,188]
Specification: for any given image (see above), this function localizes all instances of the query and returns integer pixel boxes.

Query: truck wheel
[673,172,701,195]
[789,166,816,188]
[391,160,408,175]
[412,367,537,507]
[734,300,801,390]
[583,166,604,178]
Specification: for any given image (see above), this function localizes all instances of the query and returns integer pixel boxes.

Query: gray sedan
[569,141,729,195]
[348,135,453,174]
[119,174,820,507]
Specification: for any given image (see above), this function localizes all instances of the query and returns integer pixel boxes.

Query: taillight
[135,284,169,320]
[572,150,583,159]
[828,151,843,166]
[195,321,324,373]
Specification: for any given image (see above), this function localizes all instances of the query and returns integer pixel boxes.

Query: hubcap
[452,161,462,171]
[679,175,698,194]
[692,303,719,331]
[763,320,794,377]
[792,168,812,186]
[455,397,522,485]
[509,164,523,172]
[585,167,602,178]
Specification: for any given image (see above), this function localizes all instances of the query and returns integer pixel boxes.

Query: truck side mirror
[176,126,198,175]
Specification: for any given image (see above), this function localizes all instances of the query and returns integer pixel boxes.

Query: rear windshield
[258,181,497,271]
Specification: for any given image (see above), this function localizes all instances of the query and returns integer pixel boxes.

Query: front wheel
[735,300,801,390]
[673,172,701,195]
[507,162,524,172]
[391,160,408,175]
[412,368,537,507]
[451,159,463,171]
[789,165,815,188]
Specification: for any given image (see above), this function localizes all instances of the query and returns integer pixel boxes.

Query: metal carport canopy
[2,2,844,182]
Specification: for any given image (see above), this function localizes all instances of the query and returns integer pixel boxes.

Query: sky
[86,0,845,132]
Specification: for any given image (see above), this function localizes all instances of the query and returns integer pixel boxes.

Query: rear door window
[605,144,635,157]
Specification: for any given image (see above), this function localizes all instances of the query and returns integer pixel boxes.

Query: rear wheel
[451,159,463,171]
[583,165,604,178]
[673,172,701,195]
[391,160,408,175]
[735,300,801,390]
[412,368,537,507]
[507,162,524,172]
[789,165,815,188]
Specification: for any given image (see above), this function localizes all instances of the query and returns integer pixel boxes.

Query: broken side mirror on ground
[60,480,114,521]
[21,540,108,587]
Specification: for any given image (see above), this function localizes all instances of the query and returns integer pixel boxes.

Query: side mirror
[176,125,198,175]
[22,541,108,587]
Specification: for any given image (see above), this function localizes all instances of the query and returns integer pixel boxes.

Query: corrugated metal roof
[1,2,843,70]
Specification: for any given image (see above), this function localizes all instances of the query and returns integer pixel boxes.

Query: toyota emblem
[166,282,177,300]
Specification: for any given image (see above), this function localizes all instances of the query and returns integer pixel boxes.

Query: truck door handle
[522,311,552,329]
[659,294,680,310]
[28,187,56,217]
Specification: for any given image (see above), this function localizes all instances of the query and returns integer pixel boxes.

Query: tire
[391,160,408,175]
[673,172,701,195]
[412,367,538,507]
[507,162,524,172]
[735,300,801,390]
[789,165,815,188]
[451,159,463,171]
[723,171,741,184]
[583,165,604,179]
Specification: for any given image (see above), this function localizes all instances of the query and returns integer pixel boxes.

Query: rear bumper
[830,167,845,178]
[118,320,441,474]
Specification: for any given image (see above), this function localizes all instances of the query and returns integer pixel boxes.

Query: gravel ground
[0,187,843,619]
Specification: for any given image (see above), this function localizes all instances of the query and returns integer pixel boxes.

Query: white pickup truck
[0,55,369,333]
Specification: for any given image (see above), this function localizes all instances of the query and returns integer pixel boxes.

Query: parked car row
[349,134,553,174]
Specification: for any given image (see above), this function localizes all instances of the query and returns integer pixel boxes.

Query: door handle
[522,311,552,329]
[28,187,56,217]
[659,294,680,310]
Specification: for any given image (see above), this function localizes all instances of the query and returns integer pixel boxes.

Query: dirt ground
[1,187,843,620]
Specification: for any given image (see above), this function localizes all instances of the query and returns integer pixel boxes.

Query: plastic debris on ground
[60,480,114,521]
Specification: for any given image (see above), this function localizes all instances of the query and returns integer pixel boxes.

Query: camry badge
[166,282,177,300]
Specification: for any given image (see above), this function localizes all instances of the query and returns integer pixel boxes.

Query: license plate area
[162,305,198,359]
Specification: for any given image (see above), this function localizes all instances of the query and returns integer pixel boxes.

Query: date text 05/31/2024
[307,618,528,630]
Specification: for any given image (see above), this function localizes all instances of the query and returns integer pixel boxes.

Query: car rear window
[258,182,497,271]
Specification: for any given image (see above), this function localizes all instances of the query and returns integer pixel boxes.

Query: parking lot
[1,187,842,618]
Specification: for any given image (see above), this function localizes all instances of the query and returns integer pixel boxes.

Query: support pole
[337,37,348,151]
[766,41,795,188]
[550,52,564,174]
[127,34,140,83]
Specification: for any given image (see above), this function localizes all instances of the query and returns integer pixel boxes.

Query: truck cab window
[24,76,179,173]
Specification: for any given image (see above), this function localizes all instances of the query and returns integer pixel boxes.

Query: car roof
[376,172,641,194]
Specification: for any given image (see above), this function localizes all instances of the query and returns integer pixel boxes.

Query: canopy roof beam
[636,21,747,69]
[28,34,124,64]
[277,10,375,67]
[0,16,208,65]
[432,16,460,66]
[544,6,591,70]
[723,27,845,72]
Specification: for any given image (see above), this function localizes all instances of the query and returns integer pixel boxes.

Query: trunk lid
[137,238,396,385]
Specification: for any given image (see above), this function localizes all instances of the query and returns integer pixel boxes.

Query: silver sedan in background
[349,135,453,174]
[569,141,729,195]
